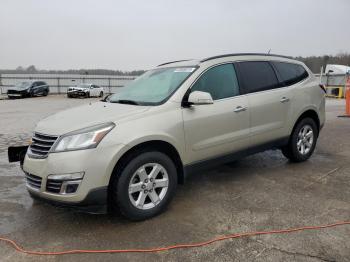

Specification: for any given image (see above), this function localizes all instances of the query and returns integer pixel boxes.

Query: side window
[191,64,240,100]
[235,61,279,94]
[272,62,309,86]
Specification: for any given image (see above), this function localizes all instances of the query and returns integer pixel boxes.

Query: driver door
[182,63,250,164]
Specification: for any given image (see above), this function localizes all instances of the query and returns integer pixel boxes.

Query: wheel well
[293,110,320,134]
[109,140,185,188]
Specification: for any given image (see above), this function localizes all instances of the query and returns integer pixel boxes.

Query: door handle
[234,106,247,113]
[280,97,290,103]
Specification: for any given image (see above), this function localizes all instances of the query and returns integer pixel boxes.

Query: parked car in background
[67,83,104,98]
[7,81,49,98]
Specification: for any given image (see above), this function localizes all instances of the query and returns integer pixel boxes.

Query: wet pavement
[0,96,349,261]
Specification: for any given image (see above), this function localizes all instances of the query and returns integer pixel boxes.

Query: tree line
[1,53,349,75]
[296,53,350,73]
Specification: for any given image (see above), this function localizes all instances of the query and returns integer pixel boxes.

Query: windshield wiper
[110,99,140,105]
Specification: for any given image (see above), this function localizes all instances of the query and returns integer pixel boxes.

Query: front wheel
[110,151,177,221]
[99,91,103,98]
[282,117,318,162]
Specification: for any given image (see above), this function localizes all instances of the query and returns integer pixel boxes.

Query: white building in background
[325,64,350,74]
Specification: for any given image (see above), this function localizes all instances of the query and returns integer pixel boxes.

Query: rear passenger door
[32,82,41,94]
[182,63,250,164]
[37,82,45,93]
[235,61,295,146]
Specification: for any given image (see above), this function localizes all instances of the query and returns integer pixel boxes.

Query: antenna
[267,49,271,54]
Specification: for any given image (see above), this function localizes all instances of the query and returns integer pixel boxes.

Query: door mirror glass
[188,91,214,105]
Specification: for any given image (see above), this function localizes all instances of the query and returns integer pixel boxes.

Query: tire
[43,90,48,96]
[99,91,103,98]
[282,117,318,162]
[67,94,71,98]
[110,151,177,221]
[86,92,90,98]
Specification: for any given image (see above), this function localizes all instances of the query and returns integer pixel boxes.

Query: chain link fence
[0,73,136,95]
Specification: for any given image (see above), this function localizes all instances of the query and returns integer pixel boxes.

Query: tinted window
[272,62,309,86]
[191,64,240,100]
[235,61,279,94]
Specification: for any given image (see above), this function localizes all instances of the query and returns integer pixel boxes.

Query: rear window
[235,61,279,94]
[272,62,309,86]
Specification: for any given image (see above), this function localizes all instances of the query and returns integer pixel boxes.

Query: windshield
[109,67,196,105]
[15,82,31,89]
[77,84,91,88]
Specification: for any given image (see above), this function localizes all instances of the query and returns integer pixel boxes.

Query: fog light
[46,172,84,195]
[65,183,79,194]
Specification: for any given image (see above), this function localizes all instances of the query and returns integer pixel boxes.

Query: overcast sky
[0,0,349,71]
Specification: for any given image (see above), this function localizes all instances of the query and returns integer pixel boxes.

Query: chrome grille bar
[28,132,58,158]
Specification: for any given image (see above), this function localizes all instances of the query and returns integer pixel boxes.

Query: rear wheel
[99,91,103,97]
[282,117,318,162]
[86,92,90,98]
[110,151,177,221]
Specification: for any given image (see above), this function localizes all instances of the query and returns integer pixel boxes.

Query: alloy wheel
[297,124,314,155]
[128,163,169,210]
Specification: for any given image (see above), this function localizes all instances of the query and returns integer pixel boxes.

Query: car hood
[35,102,150,135]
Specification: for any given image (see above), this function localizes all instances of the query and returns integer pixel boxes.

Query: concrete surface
[0,95,349,261]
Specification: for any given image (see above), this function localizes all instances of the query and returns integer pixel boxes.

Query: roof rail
[157,59,192,67]
[200,53,293,62]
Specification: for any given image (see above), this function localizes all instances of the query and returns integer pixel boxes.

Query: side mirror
[187,91,214,105]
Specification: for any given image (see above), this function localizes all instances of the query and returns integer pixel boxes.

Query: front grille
[46,179,63,193]
[25,172,42,189]
[29,132,58,158]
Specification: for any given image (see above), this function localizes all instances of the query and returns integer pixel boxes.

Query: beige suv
[23,53,325,220]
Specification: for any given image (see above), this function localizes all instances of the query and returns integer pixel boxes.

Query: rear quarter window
[272,62,309,86]
[235,61,279,94]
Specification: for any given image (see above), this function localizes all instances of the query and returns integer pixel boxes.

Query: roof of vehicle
[157,53,296,68]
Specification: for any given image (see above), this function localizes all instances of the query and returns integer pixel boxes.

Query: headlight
[51,122,115,152]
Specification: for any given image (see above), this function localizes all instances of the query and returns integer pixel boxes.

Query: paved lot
[0,95,349,261]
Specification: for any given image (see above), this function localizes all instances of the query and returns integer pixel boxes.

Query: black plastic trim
[28,186,108,214]
[200,53,293,63]
[157,59,192,67]
[183,137,289,177]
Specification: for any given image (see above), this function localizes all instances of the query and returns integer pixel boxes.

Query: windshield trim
[108,66,199,106]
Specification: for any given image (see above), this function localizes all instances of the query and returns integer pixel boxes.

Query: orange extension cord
[0,221,349,256]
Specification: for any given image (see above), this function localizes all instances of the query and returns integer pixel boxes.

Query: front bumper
[67,91,88,96]
[22,143,127,213]
[7,92,27,98]
[29,186,108,214]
